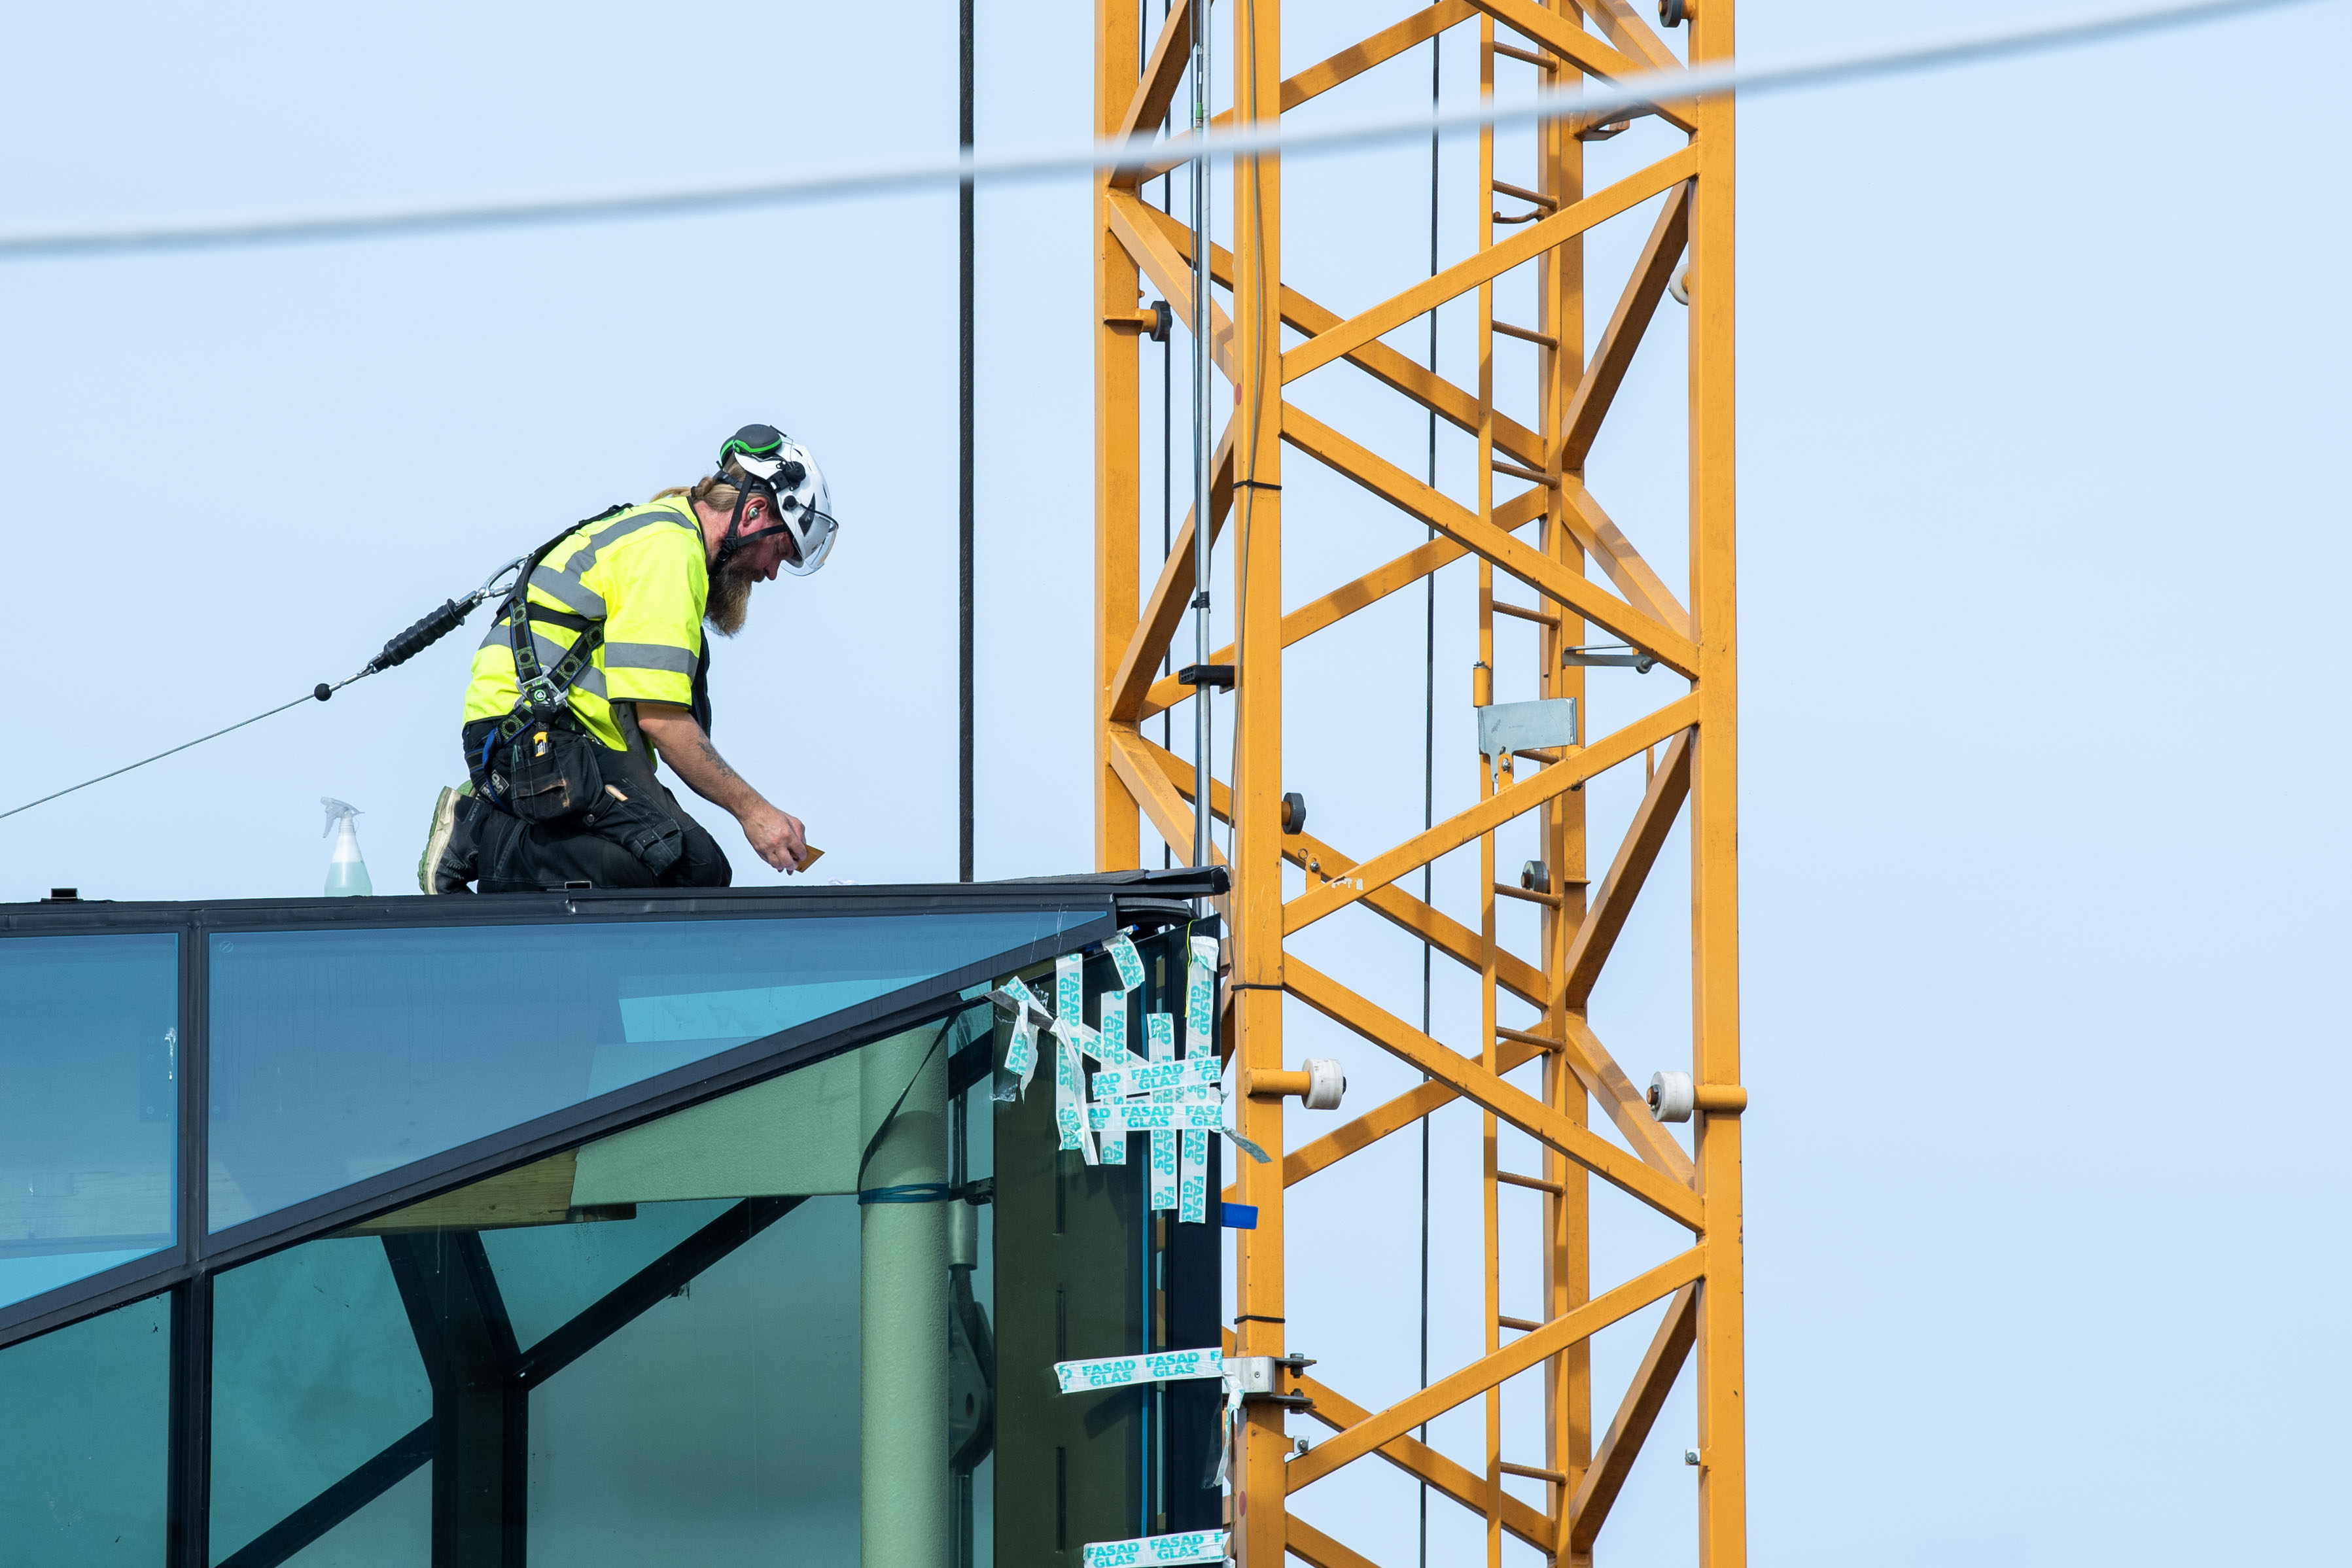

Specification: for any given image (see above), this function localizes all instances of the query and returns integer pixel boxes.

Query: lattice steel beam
[1092,3,1744,1563]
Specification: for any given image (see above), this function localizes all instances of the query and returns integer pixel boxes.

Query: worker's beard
[704,558,757,638]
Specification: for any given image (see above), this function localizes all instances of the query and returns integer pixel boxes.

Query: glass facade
[204,1010,1004,1567]
[210,1236,430,1565]
[0,882,1222,1568]
[0,933,179,1310]
[208,909,1097,1231]
[0,1291,170,1564]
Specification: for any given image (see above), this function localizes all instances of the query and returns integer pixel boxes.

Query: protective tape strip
[1002,973,1042,1016]
[1222,1125,1274,1165]
[1057,953,1083,1028]
[1101,987,1130,1060]
[1179,1127,1208,1223]
[1052,1346,1225,1393]
[1092,1100,1229,1134]
[1147,1007,1178,1206]
[1108,931,1147,992]
[1083,1531,1229,1567]
[1150,1126,1178,1210]
[1004,1010,1037,1082]
[1091,1056,1220,1098]
[1060,1017,1110,1064]
[1056,1024,1095,1161]
[1184,937,1217,1059]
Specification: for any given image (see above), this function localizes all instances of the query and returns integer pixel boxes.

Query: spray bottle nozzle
[321,797,361,837]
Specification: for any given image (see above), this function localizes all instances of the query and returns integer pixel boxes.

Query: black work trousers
[457,720,732,893]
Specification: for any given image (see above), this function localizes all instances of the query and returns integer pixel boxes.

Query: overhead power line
[0,0,2313,260]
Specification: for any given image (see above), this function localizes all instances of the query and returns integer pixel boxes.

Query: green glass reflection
[278,1463,428,1568]
[481,1199,733,1350]
[0,1292,167,1564]
[527,1196,864,1562]
[197,1002,1040,1567]
[211,1238,429,1565]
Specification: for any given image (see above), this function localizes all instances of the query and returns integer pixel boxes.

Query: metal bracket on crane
[1478,697,1581,790]
[1562,644,1657,672]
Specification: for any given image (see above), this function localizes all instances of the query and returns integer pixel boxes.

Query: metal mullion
[167,911,212,1568]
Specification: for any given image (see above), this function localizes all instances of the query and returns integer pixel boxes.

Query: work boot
[417,784,481,894]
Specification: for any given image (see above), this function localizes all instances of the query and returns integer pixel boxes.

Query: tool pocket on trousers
[505,723,606,826]
[581,792,685,878]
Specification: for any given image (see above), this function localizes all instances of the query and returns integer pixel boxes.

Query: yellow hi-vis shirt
[463,497,709,752]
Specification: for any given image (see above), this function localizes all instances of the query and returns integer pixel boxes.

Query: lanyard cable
[0,553,531,824]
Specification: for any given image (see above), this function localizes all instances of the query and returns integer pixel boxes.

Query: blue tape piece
[1218,1202,1258,1230]
[858,1183,955,1205]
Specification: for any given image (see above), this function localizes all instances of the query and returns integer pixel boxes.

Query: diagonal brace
[1108,426,1236,722]
[1284,958,1702,1227]
[1137,487,1542,718]
[1284,693,1700,935]
[1565,729,1691,1009]
[1284,1246,1706,1491]
[1463,0,1695,131]
[1293,1370,1553,1550]
[1560,180,1691,472]
[1282,145,1699,387]
[1107,188,1235,378]
[1141,203,1548,471]
[1140,734,1549,1005]
[1282,402,1698,675]
[1568,1282,1698,1552]
[1106,0,1194,182]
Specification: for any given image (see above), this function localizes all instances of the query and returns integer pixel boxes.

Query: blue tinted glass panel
[0,933,177,1310]
[0,1291,169,1564]
[207,910,1094,1230]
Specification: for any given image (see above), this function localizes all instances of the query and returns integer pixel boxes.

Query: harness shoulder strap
[497,503,629,742]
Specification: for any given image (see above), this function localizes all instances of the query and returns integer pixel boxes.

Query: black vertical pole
[167,923,211,1568]
[166,1277,213,1568]
[957,0,977,884]
[1419,32,1439,1568]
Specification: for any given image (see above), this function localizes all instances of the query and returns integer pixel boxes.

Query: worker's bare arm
[635,702,808,873]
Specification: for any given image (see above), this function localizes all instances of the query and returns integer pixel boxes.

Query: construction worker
[422,425,836,893]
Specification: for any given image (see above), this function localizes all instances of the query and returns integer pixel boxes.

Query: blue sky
[1,2,2345,1563]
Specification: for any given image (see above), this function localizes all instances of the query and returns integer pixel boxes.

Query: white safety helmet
[716,423,837,576]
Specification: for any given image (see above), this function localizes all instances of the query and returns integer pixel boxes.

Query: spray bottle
[321,798,374,897]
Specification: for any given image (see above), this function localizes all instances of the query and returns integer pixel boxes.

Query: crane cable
[0,552,531,824]
[0,0,2311,261]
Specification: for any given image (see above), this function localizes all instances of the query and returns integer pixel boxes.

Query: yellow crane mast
[1091,1,1744,1565]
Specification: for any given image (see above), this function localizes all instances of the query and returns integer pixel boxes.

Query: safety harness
[474,504,628,799]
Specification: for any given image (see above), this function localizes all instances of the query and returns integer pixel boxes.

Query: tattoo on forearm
[691,733,748,795]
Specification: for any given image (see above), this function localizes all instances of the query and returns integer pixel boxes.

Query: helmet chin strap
[713,483,792,569]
